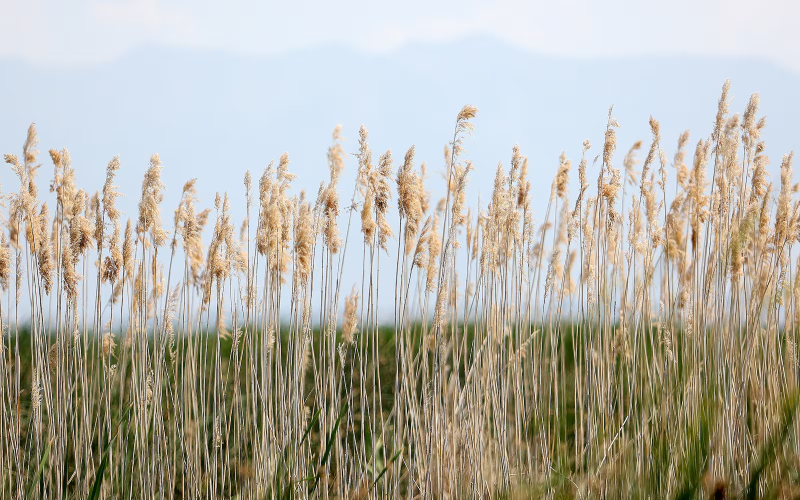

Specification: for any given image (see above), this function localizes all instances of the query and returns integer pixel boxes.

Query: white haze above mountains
[0,37,797,321]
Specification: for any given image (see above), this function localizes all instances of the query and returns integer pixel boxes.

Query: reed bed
[1,81,800,499]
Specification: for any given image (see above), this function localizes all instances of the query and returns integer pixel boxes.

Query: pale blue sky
[2,0,799,73]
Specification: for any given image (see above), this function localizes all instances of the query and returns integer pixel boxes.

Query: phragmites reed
[138,153,167,246]
[61,225,79,301]
[36,203,53,293]
[775,151,795,245]
[452,105,478,157]
[599,107,623,227]
[358,126,377,244]
[372,149,395,252]
[3,86,800,500]
[623,140,643,186]
[0,233,10,290]
[321,125,345,253]
[397,146,426,254]
[341,285,359,344]
[122,218,135,279]
[713,78,732,151]
[674,131,691,189]
[294,196,313,284]
[554,151,571,200]
[70,189,93,257]
[425,214,441,291]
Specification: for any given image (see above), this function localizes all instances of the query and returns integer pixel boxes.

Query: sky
[2,0,800,74]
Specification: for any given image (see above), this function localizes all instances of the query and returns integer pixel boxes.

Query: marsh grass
[2,83,800,499]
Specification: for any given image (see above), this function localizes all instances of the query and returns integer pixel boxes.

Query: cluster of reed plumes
[2,81,800,499]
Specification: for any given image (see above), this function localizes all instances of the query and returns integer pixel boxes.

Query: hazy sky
[2,0,799,72]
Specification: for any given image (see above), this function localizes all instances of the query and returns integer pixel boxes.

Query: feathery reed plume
[23,123,39,167]
[357,126,378,245]
[0,233,10,290]
[452,105,478,157]
[397,146,425,253]
[425,214,441,291]
[689,139,711,249]
[294,196,313,285]
[712,79,732,151]
[730,201,759,280]
[554,151,571,200]
[600,108,622,226]
[518,156,530,208]
[70,189,93,257]
[138,153,167,246]
[37,203,53,293]
[373,149,395,251]
[61,226,80,302]
[122,219,134,280]
[321,126,345,253]
[101,156,123,283]
[623,140,643,186]
[102,155,122,221]
[342,285,359,344]
[775,152,795,244]
[674,131,691,189]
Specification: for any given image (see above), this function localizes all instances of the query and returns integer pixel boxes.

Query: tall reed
[1,82,799,499]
